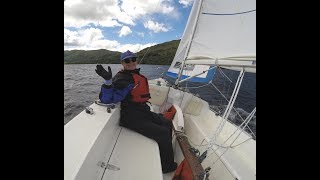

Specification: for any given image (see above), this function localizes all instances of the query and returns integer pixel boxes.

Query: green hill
[64,39,180,65]
[64,49,121,64]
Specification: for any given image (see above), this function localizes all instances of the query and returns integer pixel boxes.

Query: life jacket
[130,73,151,103]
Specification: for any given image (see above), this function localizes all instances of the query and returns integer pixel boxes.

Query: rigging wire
[137,0,162,65]
[206,108,255,173]
[168,66,256,179]
[175,67,256,138]
[138,46,151,65]
[181,81,211,89]
[218,67,233,83]
[198,107,255,178]
[210,81,256,139]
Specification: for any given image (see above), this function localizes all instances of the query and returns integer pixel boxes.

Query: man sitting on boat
[95,50,177,173]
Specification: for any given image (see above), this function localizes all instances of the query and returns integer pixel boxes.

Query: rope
[101,127,123,177]
[173,131,208,148]
[138,46,151,65]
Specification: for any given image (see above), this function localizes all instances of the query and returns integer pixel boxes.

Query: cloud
[178,0,194,8]
[137,32,145,37]
[64,0,179,28]
[114,43,156,53]
[144,20,169,33]
[97,17,121,27]
[64,0,134,28]
[119,26,132,37]
[64,28,155,52]
[121,0,177,18]
[63,0,185,51]
[64,28,119,50]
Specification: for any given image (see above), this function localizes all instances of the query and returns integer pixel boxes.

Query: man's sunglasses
[123,57,137,63]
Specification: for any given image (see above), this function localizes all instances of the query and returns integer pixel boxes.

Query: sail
[167,0,256,83]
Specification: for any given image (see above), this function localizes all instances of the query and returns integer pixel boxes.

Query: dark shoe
[162,162,177,173]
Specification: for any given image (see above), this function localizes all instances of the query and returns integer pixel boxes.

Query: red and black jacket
[99,68,150,104]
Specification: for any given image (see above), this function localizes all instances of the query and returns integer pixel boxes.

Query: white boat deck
[102,127,163,180]
[65,102,170,180]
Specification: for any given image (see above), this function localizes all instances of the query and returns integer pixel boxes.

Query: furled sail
[167,0,256,83]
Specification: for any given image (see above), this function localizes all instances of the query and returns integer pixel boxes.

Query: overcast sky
[64,0,194,52]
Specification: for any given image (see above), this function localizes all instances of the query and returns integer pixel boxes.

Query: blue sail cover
[166,66,216,83]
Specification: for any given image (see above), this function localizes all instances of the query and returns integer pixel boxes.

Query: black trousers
[120,104,174,171]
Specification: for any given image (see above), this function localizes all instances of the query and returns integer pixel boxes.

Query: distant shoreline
[64,40,179,65]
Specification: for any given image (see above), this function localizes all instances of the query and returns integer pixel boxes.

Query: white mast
[174,0,205,86]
